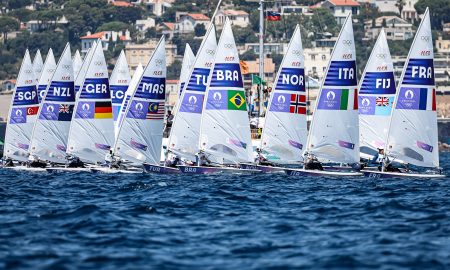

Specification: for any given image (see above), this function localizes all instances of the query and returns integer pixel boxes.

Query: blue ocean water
[1,154,450,269]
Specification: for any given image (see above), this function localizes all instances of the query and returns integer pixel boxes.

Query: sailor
[66,155,85,168]
[371,148,385,165]
[255,148,273,166]
[165,154,181,168]
[4,158,14,167]
[27,154,47,168]
[304,152,323,171]
[196,150,211,166]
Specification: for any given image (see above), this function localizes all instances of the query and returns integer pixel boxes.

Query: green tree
[240,50,257,61]
[145,27,158,39]
[167,59,182,80]
[194,23,206,37]
[9,8,34,22]
[0,17,20,44]
[7,0,33,9]
[415,0,450,30]
[97,21,130,32]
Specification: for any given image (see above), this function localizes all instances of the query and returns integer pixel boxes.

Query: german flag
[94,101,113,119]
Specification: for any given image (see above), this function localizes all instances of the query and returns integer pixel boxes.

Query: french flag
[265,11,281,21]
[418,88,436,111]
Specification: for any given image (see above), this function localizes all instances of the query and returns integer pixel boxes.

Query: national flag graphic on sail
[359,96,394,116]
[94,101,113,119]
[318,89,358,110]
[228,90,246,111]
[396,87,436,111]
[27,106,39,115]
[290,94,306,114]
[58,104,74,121]
[146,102,165,120]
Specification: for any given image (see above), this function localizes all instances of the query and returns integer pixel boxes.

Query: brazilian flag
[228,90,246,111]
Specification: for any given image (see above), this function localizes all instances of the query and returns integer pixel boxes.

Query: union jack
[59,104,70,113]
[376,97,389,106]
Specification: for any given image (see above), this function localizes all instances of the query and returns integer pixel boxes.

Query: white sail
[358,29,396,156]
[75,42,96,92]
[3,50,39,161]
[32,50,43,84]
[177,43,195,97]
[29,43,75,163]
[307,14,359,164]
[114,37,166,165]
[72,50,83,79]
[109,50,131,137]
[37,48,56,103]
[115,63,144,135]
[199,18,253,164]
[260,25,307,164]
[385,8,439,168]
[168,25,217,160]
[66,41,114,164]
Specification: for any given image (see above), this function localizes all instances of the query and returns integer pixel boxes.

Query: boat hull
[362,170,445,179]
[239,163,286,173]
[143,164,180,174]
[285,168,363,177]
[90,167,143,174]
[46,167,91,173]
[178,165,261,174]
[1,166,47,173]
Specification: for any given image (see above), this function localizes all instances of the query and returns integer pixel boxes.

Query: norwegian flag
[290,94,307,114]
[59,104,71,113]
[376,97,389,106]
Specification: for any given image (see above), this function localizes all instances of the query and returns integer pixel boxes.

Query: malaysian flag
[146,101,165,120]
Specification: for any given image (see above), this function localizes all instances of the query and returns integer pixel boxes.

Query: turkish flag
[27,106,39,115]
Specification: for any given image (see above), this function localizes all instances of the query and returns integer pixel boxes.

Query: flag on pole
[252,74,266,85]
[240,60,249,75]
[265,11,281,21]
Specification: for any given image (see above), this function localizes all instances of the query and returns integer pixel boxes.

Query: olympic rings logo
[206,49,215,55]
[342,40,352,46]
[376,54,386,59]
[224,43,233,49]
[292,50,302,56]
[94,61,102,66]
[24,69,32,74]
[62,65,70,69]
[421,36,430,42]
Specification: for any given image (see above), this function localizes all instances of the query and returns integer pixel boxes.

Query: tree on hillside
[0,17,19,44]
[9,8,34,22]
[97,21,130,32]
[194,24,206,37]
[395,0,406,16]
[7,0,32,9]
[415,0,450,30]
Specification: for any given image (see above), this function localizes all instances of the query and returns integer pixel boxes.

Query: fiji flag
[265,11,281,21]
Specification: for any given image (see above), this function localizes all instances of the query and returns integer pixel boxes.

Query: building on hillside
[157,22,175,40]
[125,40,177,70]
[80,30,132,55]
[25,15,69,32]
[244,43,288,55]
[215,9,249,28]
[436,36,450,54]
[443,23,450,34]
[280,5,312,15]
[1,79,16,92]
[401,0,418,21]
[108,0,134,7]
[166,79,179,111]
[132,0,173,16]
[175,13,209,34]
[321,0,359,25]
[135,17,156,40]
[364,16,414,41]
[304,47,333,82]
[241,58,276,85]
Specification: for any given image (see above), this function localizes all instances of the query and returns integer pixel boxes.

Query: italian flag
[340,89,358,110]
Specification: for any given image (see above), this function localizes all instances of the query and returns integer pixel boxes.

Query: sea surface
[1,154,450,269]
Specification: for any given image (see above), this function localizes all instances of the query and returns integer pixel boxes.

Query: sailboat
[75,42,96,92]
[362,8,444,178]
[29,43,76,165]
[285,14,362,177]
[112,36,166,172]
[177,43,195,97]
[109,50,131,137]
[72,50,83,79]
[37,49,56,103]
[66,41,115,165]
[3,50,39,164]
[32,50,43,84]
[178,18,259,174]
[144,25,218,173]
[242,24,307,173]
[358,29,397,161]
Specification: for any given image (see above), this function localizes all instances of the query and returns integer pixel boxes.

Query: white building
[364,16,414,41]
[80,30,132,55]
[244,43,288,55]
[215,9,249,28]
[131,0,173,16]
[321,0,359,25]
[125,39,178,69]
[304,47,333,81]
[135,17,156,39]
[280,5,312,15]
[175,13,209,34]
[26,15,69,32]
